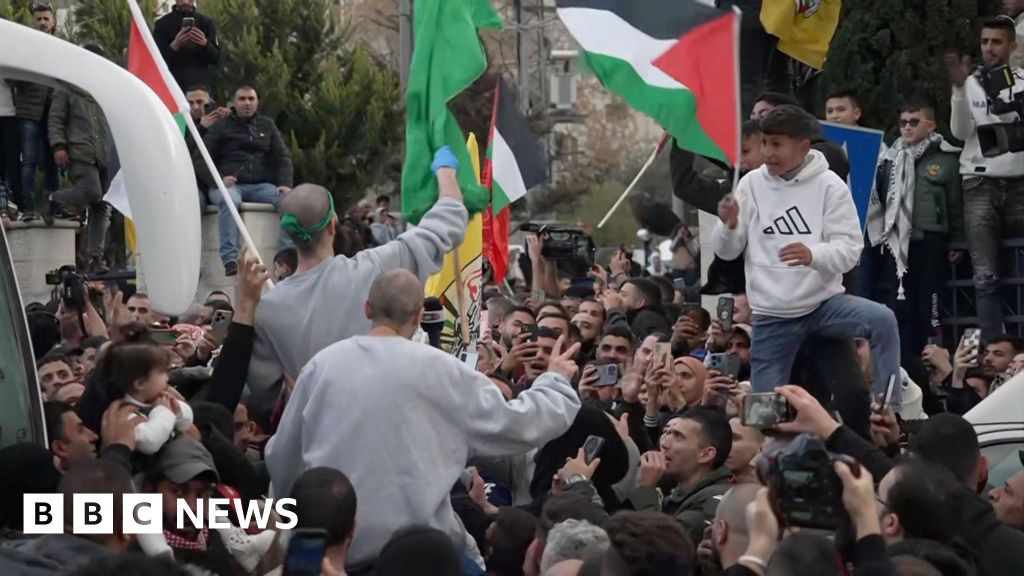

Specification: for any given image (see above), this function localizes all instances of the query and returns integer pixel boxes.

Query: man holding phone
[153,0,221,91]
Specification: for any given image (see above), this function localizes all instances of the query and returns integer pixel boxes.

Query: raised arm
[358,147,468,278]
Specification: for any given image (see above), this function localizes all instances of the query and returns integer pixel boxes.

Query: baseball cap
[153,436,220,485]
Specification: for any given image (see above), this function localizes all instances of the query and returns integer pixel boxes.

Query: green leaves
[822,0,1003,138]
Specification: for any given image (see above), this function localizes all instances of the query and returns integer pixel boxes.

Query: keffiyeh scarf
[865,133,942,300]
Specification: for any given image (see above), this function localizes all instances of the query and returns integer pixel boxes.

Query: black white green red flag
[483,79,547,282]
[556,0,740,165]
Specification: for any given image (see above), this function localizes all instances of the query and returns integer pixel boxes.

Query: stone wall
[8,205,282,311]
[6,221,79,306]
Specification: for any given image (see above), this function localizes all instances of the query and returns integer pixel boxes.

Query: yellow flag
[424,133,484,359]
[760,0,842,70]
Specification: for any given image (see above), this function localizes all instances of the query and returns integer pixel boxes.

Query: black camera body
[44,265,88,310]
[978,65,1024,157]
[756,434,858,530]
[519,223,596,279]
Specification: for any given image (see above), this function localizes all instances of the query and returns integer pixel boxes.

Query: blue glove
[431,145,460,174]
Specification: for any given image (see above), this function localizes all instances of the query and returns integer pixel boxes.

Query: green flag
[401,0,501,225]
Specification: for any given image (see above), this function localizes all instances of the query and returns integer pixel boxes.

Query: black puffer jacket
[197,112,293,187]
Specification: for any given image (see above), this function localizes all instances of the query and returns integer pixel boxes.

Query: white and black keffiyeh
[865,133,943,300]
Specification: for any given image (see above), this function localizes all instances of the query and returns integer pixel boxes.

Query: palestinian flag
[483,79,546,283]
[556,0,740,165]
[126,0,189,133]
[104,0,192,253]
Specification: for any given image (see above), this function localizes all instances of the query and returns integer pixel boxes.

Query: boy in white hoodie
[712,105,901,407]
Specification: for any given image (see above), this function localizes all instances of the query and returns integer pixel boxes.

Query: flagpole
[597,133,668,229]
[182,112,270,279]
[731,6,743,192]
[126,0,270,283]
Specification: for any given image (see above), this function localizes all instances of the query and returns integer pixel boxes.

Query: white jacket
[949,67,1024,178]
[711,150,863,318]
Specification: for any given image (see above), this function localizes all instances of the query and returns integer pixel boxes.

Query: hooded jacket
[711,149,862,318]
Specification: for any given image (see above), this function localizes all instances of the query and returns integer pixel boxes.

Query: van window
[0,231,44,448]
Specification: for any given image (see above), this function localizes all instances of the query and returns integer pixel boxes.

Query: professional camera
[978,65,1024,157]
[519,223,596,282]
[45,265,89,310]
[756,434,859,530]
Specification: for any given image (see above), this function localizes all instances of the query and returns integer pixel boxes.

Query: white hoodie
[950,67,1024,178]
[711,149,863,318]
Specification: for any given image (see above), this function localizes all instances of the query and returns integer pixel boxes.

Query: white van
[0,226,46,448]
[965,373,1024,490]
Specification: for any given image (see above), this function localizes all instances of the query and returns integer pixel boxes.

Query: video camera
[45,266,136,311]
[978,65,1024,157]
[519,223,595,266]
[756,434,860,530]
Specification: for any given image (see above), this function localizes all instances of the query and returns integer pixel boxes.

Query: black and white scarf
[865,133,943,300]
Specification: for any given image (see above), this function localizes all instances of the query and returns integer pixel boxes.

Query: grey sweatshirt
[246,198,468,413]
[265,335,581,569]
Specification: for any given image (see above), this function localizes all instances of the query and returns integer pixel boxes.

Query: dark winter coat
[198,112,293,187]
[48,89,109,167]
[152,6,221,91]
[630,465,734,546]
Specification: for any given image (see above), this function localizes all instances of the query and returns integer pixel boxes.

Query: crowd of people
[2,2,1024,576]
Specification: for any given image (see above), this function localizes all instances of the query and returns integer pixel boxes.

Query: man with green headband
[244,146,467,414]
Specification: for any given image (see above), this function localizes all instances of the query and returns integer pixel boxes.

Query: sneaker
[20,210,41,223]
[224,260,238,277]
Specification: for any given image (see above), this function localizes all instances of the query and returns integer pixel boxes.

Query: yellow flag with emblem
[424,133,484,359]
[760,0,842,70]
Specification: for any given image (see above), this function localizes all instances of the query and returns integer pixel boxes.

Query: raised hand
[774,384,840,438]
[718,194,739,229]
[547,335,581,381]
[637,451,666,488]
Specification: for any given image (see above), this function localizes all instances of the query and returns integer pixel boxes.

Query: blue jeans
[210,182,281,265]
[19,118,60,211]
[750,294,902,407]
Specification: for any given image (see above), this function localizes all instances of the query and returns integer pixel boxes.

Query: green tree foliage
[52,0,401,209]
[199,0,403,208]
[822,0,1003,136]
[65,0,159,60]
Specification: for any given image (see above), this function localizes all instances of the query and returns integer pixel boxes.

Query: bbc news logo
[23,494,298,534]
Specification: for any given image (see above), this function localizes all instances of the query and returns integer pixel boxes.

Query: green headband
[280,193,335,244]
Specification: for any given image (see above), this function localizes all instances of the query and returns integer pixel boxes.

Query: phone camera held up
[756,434,861,530]
[978,65,1024,157]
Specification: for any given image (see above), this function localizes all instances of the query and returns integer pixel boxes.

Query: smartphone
[150,329,178,346]
[284,529,328,576]
[927,335,942,348]
[741,393,794,428]
[875,374,897,414]
[708,352,741,380]
[653,343,673,370]
[717,296,734,332]
[962,328,982,367]
[182,16,195,29]
[522,324,539,342]
[594,363,619,387]
[211,309,233,344]
[582,435,606,465]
